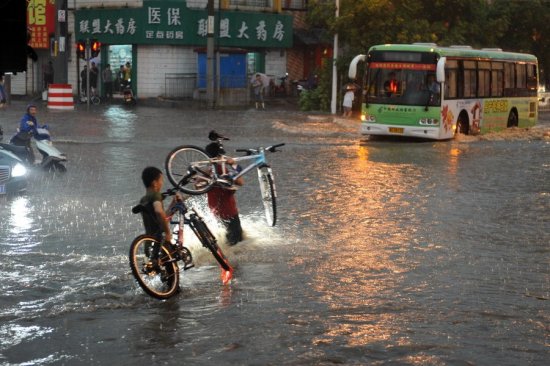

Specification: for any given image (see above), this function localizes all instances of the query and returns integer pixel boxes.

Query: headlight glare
[12,163,28,177]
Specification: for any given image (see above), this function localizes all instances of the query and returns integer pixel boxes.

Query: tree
[305,0,550,104]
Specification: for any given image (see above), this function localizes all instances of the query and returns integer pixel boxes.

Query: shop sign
[75,1,292,48]
[27,0,56,49]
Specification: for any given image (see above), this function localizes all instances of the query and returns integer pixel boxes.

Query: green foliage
[307,0,550,86]
[298,59,332,112]
[298,89,321,111]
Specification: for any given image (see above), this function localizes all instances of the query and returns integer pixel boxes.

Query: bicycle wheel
[189,215,232,272]
[91,95,101,105]
[129,235,179,299]
[165,146,216,195]
[257,167,277,226]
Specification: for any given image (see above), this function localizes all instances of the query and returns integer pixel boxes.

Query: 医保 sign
[75,1,292,48]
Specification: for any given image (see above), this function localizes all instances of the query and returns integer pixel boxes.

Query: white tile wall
[137,45,196,97]
[70,0,142,9]
[265,48,286,78]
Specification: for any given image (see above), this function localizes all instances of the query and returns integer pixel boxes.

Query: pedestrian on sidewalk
[342,84,355,117]
[42,61,54,90]
[102,64,113,101]
[0,75,6,109]
[252,74,265,110]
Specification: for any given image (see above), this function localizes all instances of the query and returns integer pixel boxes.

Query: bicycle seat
[131,204,144,214]
[208,130,229,141]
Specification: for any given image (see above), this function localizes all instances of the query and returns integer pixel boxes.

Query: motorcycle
[122,79,136,105]
[0,126,67,172]
[270,73,288,96]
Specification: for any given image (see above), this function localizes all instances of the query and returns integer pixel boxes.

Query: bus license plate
[0,184,5,194]
[389,127,404,134]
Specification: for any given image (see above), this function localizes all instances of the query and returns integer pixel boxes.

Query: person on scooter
[10,104,41,163]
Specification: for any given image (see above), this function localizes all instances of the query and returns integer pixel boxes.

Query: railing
[282,0,308,10]
[164,73,196,99]
[228,0,270,7]
[165,73,249,105]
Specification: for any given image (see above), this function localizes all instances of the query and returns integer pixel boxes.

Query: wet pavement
[0,100,549,365]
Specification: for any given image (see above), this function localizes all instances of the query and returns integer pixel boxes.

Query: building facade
[11,0,328,105]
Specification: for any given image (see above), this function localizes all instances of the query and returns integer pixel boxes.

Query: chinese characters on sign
[79,18,138,36]
[75,3,292,48]
[28,0,56,49]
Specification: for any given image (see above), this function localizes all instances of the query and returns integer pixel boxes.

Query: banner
[28,0,56,49]
[75,1,292,48]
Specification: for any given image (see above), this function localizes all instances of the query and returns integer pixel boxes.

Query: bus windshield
[366,66,440,106]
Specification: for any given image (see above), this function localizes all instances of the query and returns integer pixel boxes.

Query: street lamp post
[331,0,339,115]
[206,0,215,109]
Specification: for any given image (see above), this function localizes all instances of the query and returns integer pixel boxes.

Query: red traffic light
[76,40,86,59]
[91,40,101,57]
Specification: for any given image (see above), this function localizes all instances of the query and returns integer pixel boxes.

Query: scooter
[0,126,67,172]
[270,73,289,96]
[122,79,136,105]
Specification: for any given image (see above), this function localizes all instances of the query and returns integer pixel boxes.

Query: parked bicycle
[79,90,101,105]
[164,131,284,226]
[129,187,233,299]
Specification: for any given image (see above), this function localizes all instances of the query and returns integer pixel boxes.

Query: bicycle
[79,90,100,105]
[164,131,284,226]
[129,187,233,299]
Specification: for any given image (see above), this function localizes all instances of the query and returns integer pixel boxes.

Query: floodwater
[0,102,548,365]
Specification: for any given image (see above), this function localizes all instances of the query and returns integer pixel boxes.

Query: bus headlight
[362,114,376,123]
[419,118,439,126]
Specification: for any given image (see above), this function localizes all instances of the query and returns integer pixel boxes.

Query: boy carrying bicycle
[139,167,181,257]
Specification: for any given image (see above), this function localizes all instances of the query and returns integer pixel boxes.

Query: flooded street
[0,102,548,365]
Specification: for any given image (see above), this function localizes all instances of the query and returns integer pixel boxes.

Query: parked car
[0,127,28,195]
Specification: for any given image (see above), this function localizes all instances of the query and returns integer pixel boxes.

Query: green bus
[348,43,538,139]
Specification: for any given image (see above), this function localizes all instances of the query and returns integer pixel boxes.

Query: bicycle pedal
[183,263,195,270]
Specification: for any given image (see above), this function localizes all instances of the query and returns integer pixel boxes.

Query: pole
[86,38,90,109]
[206,0,215,109]
[330,0,339,115]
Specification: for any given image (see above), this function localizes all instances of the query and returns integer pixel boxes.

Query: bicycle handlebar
[236,143,285,155]
[162,187,179,198]
[132,187,182,214]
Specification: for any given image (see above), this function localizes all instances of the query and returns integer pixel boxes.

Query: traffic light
[76,40,86,59]
[91,40,101,58]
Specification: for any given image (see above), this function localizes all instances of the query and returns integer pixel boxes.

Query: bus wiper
[424,91,433,111]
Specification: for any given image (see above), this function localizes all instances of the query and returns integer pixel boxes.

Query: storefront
[75,0,293,104]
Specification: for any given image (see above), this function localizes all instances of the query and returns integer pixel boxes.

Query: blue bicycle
[165,131,284,226]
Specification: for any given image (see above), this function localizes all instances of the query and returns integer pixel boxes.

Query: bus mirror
[436,57,446,83]
[348,54,367,80]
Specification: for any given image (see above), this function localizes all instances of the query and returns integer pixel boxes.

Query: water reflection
[9,196,32,235]
[7,196,37,253]
[306,144,429,347]
[104,106,137,140]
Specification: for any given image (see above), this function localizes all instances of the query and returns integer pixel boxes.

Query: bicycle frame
[167,202,188,245]
[209,149,268,182]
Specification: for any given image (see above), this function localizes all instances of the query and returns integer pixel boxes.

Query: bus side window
[504,63,515,97]
[526,64,537,95]
[478,61,491,97]
[445,69,458,99]
[463,61,477,98]
[491,62,504,97]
